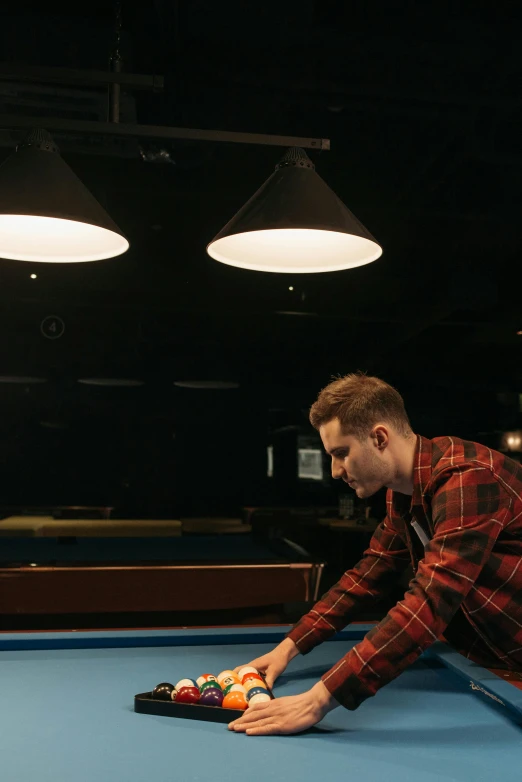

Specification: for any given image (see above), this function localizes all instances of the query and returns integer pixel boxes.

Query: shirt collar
[412,434,434,506]
[391,434,433,520]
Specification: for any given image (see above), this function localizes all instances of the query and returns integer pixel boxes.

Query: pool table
[0,532,323,618]
[1,625,521,782]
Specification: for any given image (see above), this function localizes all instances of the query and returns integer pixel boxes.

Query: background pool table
[0,524,324,627]
[1,625,521,782]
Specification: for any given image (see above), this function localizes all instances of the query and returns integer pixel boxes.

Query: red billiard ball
[175,686,200,704]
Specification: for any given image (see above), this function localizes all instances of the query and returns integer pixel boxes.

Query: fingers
[232,717,276,734]
[245,701,273,717]
[245,724,281,736]
[228,701,271,730]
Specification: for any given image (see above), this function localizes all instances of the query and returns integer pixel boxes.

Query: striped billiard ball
[175,678,197,691]
[245,686,268,702]
[196,674,218,688]
[248,692,271,706]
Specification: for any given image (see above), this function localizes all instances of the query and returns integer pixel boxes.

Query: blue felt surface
[1,628,521,782]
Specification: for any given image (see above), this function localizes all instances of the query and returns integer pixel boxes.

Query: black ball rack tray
[134,677,274,724]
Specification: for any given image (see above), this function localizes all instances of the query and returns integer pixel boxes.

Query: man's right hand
[234,637,299,689]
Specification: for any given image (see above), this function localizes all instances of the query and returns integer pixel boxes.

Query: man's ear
[372,425,389,450]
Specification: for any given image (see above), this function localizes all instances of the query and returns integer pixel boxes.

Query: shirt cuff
[286,624,322,655]
[321,664,374,711]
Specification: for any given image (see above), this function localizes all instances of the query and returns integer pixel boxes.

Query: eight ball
[152,682,176,701]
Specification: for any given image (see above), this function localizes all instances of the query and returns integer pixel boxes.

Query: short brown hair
[309,373,412,439]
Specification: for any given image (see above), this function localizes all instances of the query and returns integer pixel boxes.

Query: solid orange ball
[222,691,248,710]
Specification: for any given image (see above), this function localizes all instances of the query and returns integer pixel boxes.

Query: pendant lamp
[207,147,382,273]
[0,129,129,262]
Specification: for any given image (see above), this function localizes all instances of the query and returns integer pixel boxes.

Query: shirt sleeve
[320,465,511,710]
[286,511,410,654]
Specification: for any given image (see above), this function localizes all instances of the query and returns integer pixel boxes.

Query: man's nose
[331,459,345,480]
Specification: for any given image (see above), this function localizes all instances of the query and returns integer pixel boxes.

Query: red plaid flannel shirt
[287,435,522,710]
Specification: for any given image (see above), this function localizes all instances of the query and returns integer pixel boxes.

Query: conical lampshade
[207,147,382,273]
[0,129,129,262]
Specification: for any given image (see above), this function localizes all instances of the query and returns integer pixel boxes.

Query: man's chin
[355,484,379,499]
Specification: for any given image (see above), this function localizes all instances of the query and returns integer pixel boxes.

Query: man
[229,373,522,736]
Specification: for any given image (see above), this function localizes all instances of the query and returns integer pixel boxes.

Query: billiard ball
[199,681,221,693]
[217,670,237,683]
[248,692,271,706]
[237,666,259,679]
[222,691,248,710]
[217,670,240,687]
[219,674,241,690]
[175,678,197,691]
[245,686,268,701]
[241,673,265,687]
[175,686,200,704]
[196,674,218,688]
[152,682,176,701]
[199,687,224,707]
[243,678,267,694]
[223,683,246,697]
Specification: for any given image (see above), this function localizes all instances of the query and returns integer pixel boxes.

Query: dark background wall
[0,0,521,516]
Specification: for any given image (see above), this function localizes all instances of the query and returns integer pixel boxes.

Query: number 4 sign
[40,315,65,340]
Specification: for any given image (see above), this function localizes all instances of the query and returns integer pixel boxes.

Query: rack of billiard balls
[134,667,273,724]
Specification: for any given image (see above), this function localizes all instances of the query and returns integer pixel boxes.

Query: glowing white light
[207,228,382,273]
[30,273,37,279]
[0,215,129,262]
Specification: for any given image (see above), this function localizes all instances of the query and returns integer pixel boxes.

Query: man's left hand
[228,681,339,736]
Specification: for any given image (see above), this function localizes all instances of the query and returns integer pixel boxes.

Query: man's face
[319,417,391,499]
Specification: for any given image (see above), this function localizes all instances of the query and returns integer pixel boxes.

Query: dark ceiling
[0,0,521,450]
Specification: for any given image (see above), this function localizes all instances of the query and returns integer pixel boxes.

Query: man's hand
[233,637,299,689]
[228,681,339,736]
